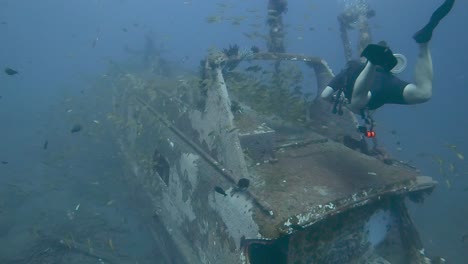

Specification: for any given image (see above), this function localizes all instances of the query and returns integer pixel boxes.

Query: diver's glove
[361,44,397,72]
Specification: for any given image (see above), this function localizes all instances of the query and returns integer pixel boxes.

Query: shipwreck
[104,1,442,263]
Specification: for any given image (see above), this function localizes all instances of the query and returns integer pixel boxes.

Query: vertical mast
[338,0,375,61]
[267,0,288,72]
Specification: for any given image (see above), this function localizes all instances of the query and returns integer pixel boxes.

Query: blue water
[1,0,467,263]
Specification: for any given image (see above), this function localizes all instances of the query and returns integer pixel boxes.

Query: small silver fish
[92,36,99,48]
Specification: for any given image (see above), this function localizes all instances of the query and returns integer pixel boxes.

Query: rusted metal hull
[107,59,437,263]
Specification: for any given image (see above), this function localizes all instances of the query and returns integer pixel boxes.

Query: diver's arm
[321,86,335,103]
[323,69,346,103]
[349,61,376,112]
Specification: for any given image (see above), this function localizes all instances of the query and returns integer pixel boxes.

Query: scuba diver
[321,0,455,139]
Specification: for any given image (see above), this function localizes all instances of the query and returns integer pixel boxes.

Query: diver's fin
[413,0,455,43]
[361,44,397,72]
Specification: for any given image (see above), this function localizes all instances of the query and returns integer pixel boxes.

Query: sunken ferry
[104,1,443,263]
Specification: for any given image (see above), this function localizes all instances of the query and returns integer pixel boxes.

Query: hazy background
[1,0,467,263]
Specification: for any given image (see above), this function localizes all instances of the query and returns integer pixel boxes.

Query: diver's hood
[391,53,407,74]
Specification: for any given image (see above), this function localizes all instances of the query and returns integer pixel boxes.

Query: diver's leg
[349,62,374,112]
[403,0,454,103]
[413,0,455,43]
[403,43,433,104]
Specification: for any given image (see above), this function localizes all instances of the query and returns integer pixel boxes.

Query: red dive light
[358,126,376,138]
[365,130,376,138]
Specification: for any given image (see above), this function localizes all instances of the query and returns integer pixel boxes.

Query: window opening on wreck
[152,149,170,186]
[246,238,288,264]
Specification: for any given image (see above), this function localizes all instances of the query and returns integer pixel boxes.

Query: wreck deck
[246,130,433,238]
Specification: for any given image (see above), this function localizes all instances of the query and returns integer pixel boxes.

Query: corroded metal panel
[108,50,437,263]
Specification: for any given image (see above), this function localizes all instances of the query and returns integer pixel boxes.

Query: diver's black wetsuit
[328,61,409,110]
[324,0,455,112]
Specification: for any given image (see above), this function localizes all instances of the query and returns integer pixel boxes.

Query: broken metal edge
[258,175,436,239]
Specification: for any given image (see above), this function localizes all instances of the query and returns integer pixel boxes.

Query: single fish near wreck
[214,186,227,196]
[108,238,115,251]
[461,234,468,243]
[70,124,82,133]
[4,67,18,75]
